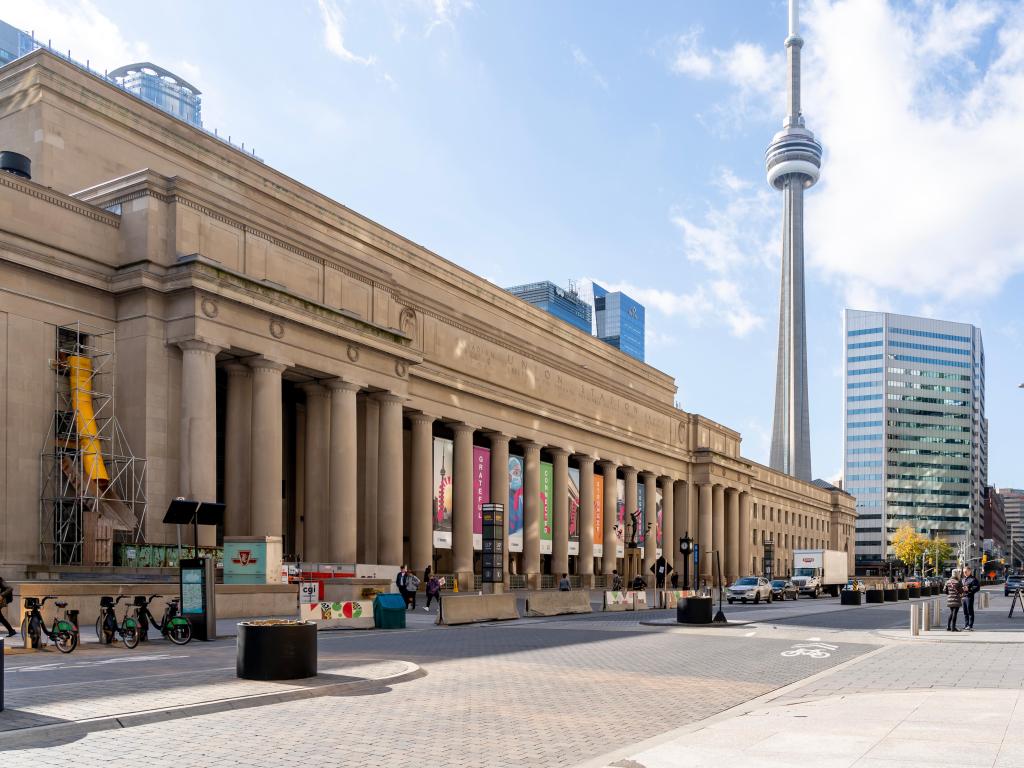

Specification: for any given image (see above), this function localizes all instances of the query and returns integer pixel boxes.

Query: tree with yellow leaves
[891,525,928,569]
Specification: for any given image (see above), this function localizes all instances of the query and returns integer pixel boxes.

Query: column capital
[573,451,597,464]
[325,378,361,393]
[223,361,251,377]
[658,474,677,484]
[622,465,638,478]
[597,459,617,470]
[299,380,328,396]
[247,356,288,374]
[487,431,512,445]
[373,392,405,405]
[639,470,657,480]
[450,422,476,436]
[177,339,222,355]
[548,447,570,459]
[521,440,542,455]
[407,411,435,425]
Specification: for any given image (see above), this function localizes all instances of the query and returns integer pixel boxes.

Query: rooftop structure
[108,62,202,128]
[505,281,592,334]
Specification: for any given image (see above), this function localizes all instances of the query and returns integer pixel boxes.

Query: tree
[891,526,927,568]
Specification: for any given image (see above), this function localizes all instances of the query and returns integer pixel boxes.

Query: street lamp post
[679,532,693,591]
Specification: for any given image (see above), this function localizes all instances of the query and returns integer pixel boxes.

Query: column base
[527,573,543,591]
[456,570,476,594]
[578,574,595,590]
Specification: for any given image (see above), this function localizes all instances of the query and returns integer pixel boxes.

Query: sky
[5,0,1024,487]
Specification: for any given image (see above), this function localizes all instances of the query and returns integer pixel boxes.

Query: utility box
[223,537,283,585]
[373,593,407,629]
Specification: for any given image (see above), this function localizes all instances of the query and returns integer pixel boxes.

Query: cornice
[0,172,120,227]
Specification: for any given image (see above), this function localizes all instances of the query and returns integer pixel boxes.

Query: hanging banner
[616,478,625,558]
[540,461,553,555]
[432,437,454,548]
[636,483,646,554]
[508,455,524,553]
[473,446,490,550]
[593,474,604,557]
[656,487,664,558]
[568,467,580,556]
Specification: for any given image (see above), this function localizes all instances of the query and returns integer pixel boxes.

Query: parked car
[769,579,798,601]
[1005,574,1024,597]
[905,576,923,588]
[727,576,773,604]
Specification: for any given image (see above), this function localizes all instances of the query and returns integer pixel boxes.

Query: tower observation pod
[767,0,822,482]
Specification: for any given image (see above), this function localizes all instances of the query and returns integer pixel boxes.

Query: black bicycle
[133,595,191,645]
[96,595,140,648]
[21,595,79,653]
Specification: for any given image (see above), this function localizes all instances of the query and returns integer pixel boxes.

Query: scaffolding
[39,323,148,565]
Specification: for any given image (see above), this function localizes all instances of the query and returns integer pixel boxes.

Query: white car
[726,576,773,604]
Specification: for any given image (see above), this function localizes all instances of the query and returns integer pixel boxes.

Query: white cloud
[317,0,374,66]
[424,0,473,36]
[804,0,1024,300]
[671,28,714,78]
[570,45,609,90]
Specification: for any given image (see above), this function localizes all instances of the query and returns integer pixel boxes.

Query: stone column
[452,423,475,590]
[577,456,595,585]
[357,396,379,564]
[409,413,435,577]
[223,362,252,538]
[739,492,752,579]
[673,480,687,549]
[300,382,329,562]
[712,484,725,583]
[600,461,618,575]
[698,483,712,582]
[523,442,542,588]
[488,433,511,592]
[249,356,286,539]
[623,467,638,550]
[726,488,740,583]
[661,476,674,572]
[178,341,221,547]
[376,393,404,566]
[551,448,570,578]
[326,380,359,563]
[642,472,657,579]
[688,481,699,545]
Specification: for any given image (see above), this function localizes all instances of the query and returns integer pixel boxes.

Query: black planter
[866,590,884,604]
[897,588,910,600]
[909,586,922,598]
[840,591,863,606]
[676,596,713,624]
[237,621,317,681]
[883,588,898,602]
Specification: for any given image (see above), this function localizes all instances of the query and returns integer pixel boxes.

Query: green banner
[540,461,553,555]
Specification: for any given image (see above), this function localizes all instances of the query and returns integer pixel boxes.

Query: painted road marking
[9,653,186,673]
[781,642,839,659]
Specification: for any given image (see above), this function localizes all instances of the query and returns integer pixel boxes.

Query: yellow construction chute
[66,354,109,482]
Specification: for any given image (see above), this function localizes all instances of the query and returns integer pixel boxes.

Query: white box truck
[792,549,848,597]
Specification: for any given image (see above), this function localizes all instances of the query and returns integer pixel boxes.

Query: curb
[0,660,424,749]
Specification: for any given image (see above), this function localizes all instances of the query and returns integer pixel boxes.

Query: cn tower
[767,0,821,482]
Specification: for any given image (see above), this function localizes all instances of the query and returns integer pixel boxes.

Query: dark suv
[1005,574,1024,597]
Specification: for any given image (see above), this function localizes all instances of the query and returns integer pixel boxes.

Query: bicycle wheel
[122,625,140,649]
[54,630,76,654]
[95,614,105,643]
[20,616,29,647]
[167,619,191,645]
[27,616,43,649]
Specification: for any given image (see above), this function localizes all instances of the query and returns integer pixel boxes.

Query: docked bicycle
[96,594,140,648]
[133,594,191,645]
[21,595,79,653]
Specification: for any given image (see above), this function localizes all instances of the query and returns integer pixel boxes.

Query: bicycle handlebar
[115,595,130,604]
[41,595,59,605]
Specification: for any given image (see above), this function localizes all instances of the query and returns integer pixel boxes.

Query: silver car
[726,576,773,604]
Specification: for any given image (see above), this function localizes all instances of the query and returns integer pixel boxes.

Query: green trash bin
[373,593,407,629]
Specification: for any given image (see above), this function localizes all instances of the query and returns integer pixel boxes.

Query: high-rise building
[999,488,1024,569]
[0,19,38,65]
[844,310,986,571]
[505,281,592,334]
[108,63,202,128]
[982,486,1006,559]
[592,282,644,362]
[767,0,822,483]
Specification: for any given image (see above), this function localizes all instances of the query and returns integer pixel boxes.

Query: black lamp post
[679,532,693,590]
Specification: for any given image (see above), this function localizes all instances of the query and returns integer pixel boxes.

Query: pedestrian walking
[961,566,980,631]
[558,573,571,591]
[611,569,623,592]
[945,568,964,632]
[404,570,420,610]
[0,576,15,637]
[670,571,679,589]
[425,573,441,610]
[396,565,408,606]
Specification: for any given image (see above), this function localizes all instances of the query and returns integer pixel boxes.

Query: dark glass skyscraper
[593,282,644,363]
[505,281,592,334]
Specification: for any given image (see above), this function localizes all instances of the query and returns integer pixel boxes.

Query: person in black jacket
[961,566,980,631]
[0,576,15,636]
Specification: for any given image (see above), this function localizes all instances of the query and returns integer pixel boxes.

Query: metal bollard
[982,592,989,609]
[932,597,942,628]
[922,601,931,631]
[910,603,920,636]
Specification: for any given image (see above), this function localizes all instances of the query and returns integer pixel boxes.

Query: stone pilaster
[178,341,221,547]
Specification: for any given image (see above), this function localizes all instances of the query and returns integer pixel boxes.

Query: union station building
[0,51,855,588]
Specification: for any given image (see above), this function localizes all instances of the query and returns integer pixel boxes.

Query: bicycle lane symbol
[780,642,839,659]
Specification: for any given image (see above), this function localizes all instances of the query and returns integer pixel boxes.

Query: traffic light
[982,553,988,566]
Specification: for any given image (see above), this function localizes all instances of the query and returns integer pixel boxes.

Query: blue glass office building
[505,281,592,334]
[593,282,645,362]
[0,19,38,65]
[108,63,202,127]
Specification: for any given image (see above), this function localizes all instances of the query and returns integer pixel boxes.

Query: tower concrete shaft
[767,0,821,482]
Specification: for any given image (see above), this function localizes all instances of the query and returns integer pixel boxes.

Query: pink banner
[473,446,491,550]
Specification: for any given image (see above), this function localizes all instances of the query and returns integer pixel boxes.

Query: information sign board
[481,502,505,583]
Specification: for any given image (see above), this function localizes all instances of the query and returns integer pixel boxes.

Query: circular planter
[896,588,910,600]
[883,588,898,602]
[840,590,863,606]
[676,596,713,624]
[866,590,884,604]
[909,586,922,598]
[237,621,317,680]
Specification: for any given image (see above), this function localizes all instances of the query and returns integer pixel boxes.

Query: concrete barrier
[438,593,519,626]
[525,591,593,617]
[633,591,648,610]
[299,600,375,629]
[603,590,634,611]
[661,590,696,609]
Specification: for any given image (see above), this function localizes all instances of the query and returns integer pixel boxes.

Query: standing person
[945,568,964,632]
[961,566,980,631]
[425,573,441,610]
[404,569,420,610]
[396,565,408,607]
[611,569,623,592]
[558,573,571,591]
[423,564,432,585]
[0,576,15,636]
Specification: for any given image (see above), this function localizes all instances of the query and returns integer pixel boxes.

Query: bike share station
[164,498,223,642]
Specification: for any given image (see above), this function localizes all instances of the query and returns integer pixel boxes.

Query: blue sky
[9,0,1024,486]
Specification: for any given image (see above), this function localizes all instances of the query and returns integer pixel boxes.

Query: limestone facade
[0,51,855,583]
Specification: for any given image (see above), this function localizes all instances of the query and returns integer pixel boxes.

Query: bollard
[932,597,942,628]
[922,601,931,632]
[910,603,920,636]
[982,592,989,609]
